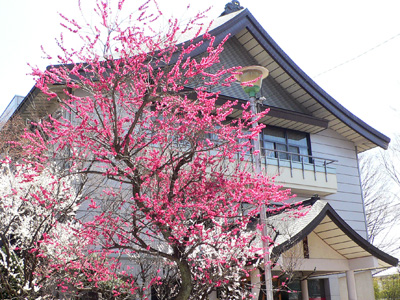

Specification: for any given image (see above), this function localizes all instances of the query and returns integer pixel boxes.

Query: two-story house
[199,5,398,300]
[2,3,397,300]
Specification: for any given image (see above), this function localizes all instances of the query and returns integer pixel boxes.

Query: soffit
[315,215,371,260]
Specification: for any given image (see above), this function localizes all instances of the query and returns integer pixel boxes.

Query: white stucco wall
[338,271,375,300]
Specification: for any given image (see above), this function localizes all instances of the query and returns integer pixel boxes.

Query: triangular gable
[212,37,310,114]
[186,36,309,114]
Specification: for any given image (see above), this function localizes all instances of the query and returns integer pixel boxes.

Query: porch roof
[267,200,398,271]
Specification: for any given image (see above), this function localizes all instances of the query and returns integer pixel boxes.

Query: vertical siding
[310,128,368,238]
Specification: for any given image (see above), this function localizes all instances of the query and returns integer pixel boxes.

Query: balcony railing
[238,148,338,196]
[262,148,337,182]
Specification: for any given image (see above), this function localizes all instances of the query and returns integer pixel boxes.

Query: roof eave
[11,9,391,151]
[211,9,390,150]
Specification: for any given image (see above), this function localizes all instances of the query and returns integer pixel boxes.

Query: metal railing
[260,149,337,182]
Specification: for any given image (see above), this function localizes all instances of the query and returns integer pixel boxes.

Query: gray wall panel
[311,129,367,237]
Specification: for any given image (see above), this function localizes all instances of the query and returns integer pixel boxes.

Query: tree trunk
[174,260,193,300]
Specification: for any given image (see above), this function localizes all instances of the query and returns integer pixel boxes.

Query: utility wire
[312,32,400,79]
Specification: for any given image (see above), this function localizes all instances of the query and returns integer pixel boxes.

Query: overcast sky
[1,0,400,139]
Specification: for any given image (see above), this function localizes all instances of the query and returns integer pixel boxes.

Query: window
[308,279,326,299]
[261,126,311,162]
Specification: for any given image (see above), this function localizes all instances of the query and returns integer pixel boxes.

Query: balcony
[261,149,337,196]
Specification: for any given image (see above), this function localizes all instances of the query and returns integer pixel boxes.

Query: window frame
[260,126,312,163]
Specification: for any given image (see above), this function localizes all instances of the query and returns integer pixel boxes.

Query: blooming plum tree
[22,0,294,299]
[0,161,81,298]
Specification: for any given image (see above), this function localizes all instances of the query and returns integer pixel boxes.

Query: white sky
[1,0,400,138]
